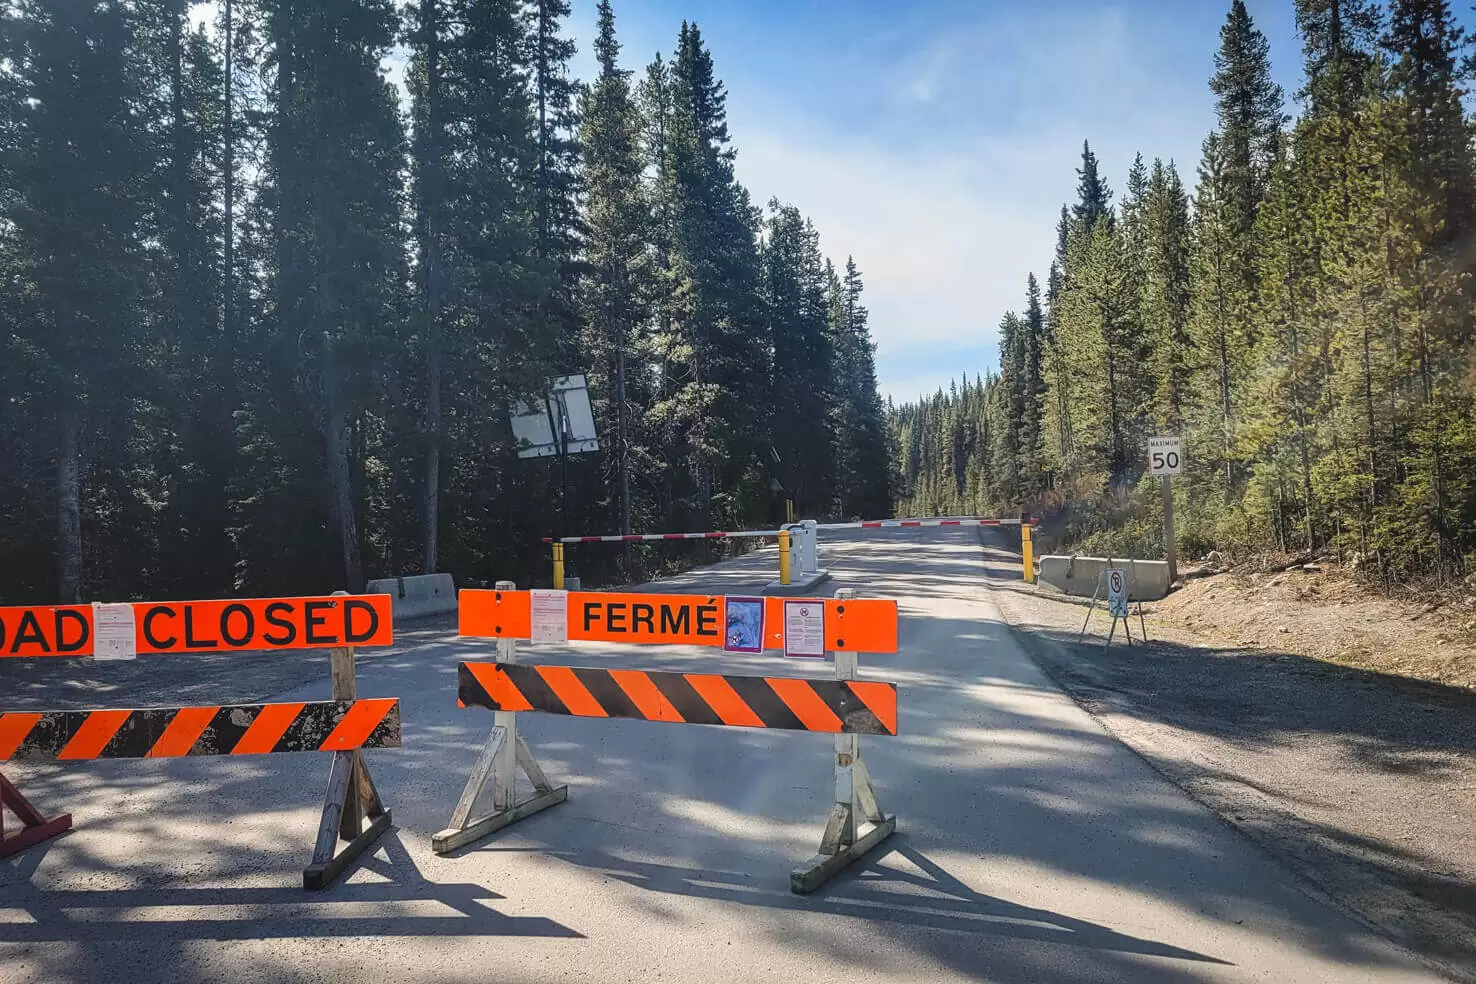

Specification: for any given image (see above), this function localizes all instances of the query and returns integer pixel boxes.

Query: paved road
[0,529,1449,983]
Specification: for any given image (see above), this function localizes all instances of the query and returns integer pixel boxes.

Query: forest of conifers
[892,0,1476,583]
[0,0,892,604]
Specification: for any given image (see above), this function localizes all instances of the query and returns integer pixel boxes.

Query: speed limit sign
[1147,436,1183,476]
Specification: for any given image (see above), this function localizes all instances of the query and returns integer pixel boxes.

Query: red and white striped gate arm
[542,529,786,544]
[816,517,1026,530]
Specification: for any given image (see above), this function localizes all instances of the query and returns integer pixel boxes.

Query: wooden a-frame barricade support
[0,592,402,889]
[434,583,900,893]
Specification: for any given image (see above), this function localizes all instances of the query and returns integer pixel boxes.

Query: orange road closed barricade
[437,584,900,894]
[0,593,400,891]
[0,595,391,658]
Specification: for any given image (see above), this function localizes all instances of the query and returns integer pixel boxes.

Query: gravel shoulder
[979,529,1476,984]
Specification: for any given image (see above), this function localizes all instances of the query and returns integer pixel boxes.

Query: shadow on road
[0,830,580,944]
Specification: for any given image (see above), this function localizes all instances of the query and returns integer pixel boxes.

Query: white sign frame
[510,374,600,459]
[1147,436,1183,476]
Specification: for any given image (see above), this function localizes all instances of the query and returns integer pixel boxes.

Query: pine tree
[248,0,408,593]
[1140,159,1193,431]
[1210,0,1287,238]
[2,0,155,601]
[830,257,891,518]
[650,22,769,529]
[149,3,233,596]
[1296,0,1382,117]
[763,203,834,514]
[1018,273,1048,495]
[578,0,653,540]
[1073,141,1113,233]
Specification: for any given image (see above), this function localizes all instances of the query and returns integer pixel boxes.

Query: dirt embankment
[1150,565,1476,690]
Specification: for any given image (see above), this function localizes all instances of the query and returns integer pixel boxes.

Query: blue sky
[564,0,1313,404]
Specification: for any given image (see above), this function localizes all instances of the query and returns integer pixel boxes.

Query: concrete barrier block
[1036,556,1171,601]
[365,572,458,623]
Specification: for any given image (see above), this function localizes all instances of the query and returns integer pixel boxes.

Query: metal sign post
[1147,436,1183,583]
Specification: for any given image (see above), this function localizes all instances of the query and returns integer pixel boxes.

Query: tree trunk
[223,0,237,416]
[617,345,629,535]
[322,344,365,592]
[57,406,82,603]
[421,0,443,574]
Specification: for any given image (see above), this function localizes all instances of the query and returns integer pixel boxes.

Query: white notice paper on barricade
[530,589,569,644]
[783,600,825,659]
[92,602,137,660]
[1106,569,1129,618]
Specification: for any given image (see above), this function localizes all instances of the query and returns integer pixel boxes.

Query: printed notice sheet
[530,589,569,644]
[782,600,825,658]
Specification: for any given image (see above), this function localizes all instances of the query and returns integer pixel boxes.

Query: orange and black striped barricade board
[457,662,897,736]
[458,589,898,653]
[437,583,897,894]
[0,699,400,761]
[0,593,399,891]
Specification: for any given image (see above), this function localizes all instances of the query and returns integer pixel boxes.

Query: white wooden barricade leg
[432,581,568,854]
[304,590,392,890]
[791,588,896,893]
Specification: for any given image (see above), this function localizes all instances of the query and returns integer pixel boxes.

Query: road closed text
[134,596,393,652]
[0,596,392,657]
[0,605,94,656]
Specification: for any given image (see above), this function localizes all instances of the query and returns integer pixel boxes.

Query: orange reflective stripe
[148,705,219,758]
[683,674,764,728]
[57,709,132,760]
[764,678,845,733]
[536,666,608,718]
[319,698,396,751]
[461,662,532,711]
[847,681,898,736]
[609,668,684,723]
[230,702,305,754]
[0,712,42,759]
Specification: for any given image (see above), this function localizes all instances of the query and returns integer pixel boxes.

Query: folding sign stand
[1076,557,1149,649]
[791,588,896,894]
[0,771,72,859]
[433,581,568,855]
[303,640,392,890]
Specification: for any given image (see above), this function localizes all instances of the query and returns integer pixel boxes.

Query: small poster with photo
[722,596,765,654]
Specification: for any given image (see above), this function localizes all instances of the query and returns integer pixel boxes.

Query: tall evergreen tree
[763,203,833,514]
[1296,0,1382,116]
[830,257,891,518]
[247,0,408,593]
[650,22,769,529]
[1210,0,1287,237]
[2,0,154,601]
[578,0,653,540]
[1073,140,1113,233]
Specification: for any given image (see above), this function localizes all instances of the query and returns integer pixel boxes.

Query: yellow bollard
[1021,520,1035,583]
[778,529,792,586]
[552,542,565,589]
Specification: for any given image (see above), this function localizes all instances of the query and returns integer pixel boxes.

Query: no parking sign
[1107,569,1128,618]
